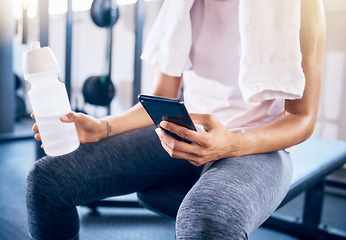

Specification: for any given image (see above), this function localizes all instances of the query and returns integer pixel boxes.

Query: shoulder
[300,0,326,57]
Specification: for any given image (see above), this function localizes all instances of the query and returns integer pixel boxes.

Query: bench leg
[262,180,346,240]
[303,180,324,227]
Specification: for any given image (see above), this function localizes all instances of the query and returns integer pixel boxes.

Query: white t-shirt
[183,0,285,132]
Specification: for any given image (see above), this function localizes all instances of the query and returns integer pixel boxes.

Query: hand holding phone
[138,94,196,142]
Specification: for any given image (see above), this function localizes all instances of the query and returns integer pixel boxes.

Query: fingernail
[60,115,68,121]
[155,128,161,136]
[160,121,167,128]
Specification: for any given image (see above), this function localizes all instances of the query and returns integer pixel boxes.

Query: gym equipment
[90,0,119,28]
[82,0,119,111]
[14,74,27,121]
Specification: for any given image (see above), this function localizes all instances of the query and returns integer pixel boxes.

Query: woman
[27,0,325,239]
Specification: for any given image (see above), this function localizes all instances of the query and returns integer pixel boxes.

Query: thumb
[190,113,212,126]
[60,112,77,123]
[190,113,215,132]
[190,113,204,124]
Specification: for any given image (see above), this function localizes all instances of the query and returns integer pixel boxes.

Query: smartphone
[138,94,196,142]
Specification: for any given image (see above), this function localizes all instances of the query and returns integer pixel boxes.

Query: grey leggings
[26,126,292,240]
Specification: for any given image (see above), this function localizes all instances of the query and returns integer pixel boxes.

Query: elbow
[303,121,315,142]
[299,112,318,143]
[285,107,319,144]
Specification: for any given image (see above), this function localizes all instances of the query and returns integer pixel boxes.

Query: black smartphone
[138,94,196,142]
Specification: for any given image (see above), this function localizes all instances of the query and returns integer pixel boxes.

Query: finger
[159,121,195,141]
[155,128,203,161]
[34,133,41,141]
[155,127,186,150]
[32,123,39,132]
[60,112,77,123]
[159,137,202,165]
[30,113,35,119]
[155,127,182,153]
[190,113,215,132]
[187,160,201,167]
[155,127,170,142]
[189,113,206,124]
[160,120,208,146]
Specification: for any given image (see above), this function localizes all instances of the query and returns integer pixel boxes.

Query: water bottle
[23,42,80,156]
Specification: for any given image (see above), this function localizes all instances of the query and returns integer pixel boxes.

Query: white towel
[141,0,305,104]
[141,0,195,76]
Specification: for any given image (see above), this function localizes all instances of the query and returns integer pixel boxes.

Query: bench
[137,137,346,240]
[262,137,346,240]
[85,137,346,239]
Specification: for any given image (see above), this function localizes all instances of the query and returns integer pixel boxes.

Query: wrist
[99,119,112,140]
[225,131,254,158]
[106,120,112,138]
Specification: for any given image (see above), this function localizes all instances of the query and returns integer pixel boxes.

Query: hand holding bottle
[31,112,107,145]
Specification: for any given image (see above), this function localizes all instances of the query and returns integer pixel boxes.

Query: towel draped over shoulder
[141,0,305,104]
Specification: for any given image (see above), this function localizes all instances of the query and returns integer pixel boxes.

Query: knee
[27,158,51,197]
[26,156,66,203]
[175,187,249,240]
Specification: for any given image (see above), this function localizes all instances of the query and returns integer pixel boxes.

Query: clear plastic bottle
[23,42,80,156]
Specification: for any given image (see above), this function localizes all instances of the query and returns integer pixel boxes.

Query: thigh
[176,151,292,240]
[29,126,200,206]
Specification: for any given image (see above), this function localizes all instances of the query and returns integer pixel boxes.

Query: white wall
[314,0,346,140]
[14,0,346,141]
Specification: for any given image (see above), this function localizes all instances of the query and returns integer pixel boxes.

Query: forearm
[236,62,322,156]
[97,71,183,140]
[234,112,315,157]
[99,103,154,138]
[230,58,323,157]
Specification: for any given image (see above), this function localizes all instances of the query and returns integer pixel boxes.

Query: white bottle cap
[22,42,60,78]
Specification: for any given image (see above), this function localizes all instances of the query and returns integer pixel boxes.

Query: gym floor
[1,119,346,240]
